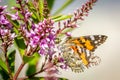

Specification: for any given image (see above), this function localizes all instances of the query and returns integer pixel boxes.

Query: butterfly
[61,35,107,73]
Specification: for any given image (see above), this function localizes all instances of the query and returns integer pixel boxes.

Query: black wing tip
[101,35,108,40]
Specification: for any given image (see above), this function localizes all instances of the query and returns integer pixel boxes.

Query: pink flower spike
[0,15,9,25]
[25,11,32,19]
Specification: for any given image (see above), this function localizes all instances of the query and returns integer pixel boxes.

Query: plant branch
[56,0,97,35]
[13,62,25,80]
[0,33,13,79]
[17,0,29,30]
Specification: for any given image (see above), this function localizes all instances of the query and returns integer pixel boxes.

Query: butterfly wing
[66,35,107,52]
[62,46,101,72]
[62,35,107,72]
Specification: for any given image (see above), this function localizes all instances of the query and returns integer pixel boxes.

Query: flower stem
[13,62,25,80]
[18,0,29,30]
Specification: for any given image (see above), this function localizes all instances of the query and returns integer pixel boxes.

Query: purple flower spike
[0,15,9,25]
[30,35,40,47]
[38,48,46,55]
[26,19,57,57]
[40,39,48,49]
[0,5,7,14]
[0,28,8,36]
[25,11,32,19]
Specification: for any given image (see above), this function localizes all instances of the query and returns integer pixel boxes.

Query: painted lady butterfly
[62,35,107,73]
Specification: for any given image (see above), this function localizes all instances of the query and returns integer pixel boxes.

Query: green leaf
[0,51,4,61]
[51,14,63,20]
[38,0,44,20]
[27,0,44,22]
[27,1,40,23]
[24,77,44,80]
[28,53,40,65]
[0,67,9,80]
[0,58,8,73]
[53,0,74,15]
[23,55,35,63]
[14,37,26,57]
[26,53,40,76]
[7,49,16,75]
[47,0,55,10]
[26,64,36,76]
[53,14,72,22]
[59,78,68,80]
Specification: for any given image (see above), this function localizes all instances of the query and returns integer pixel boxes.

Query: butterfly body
[62,35,107,72]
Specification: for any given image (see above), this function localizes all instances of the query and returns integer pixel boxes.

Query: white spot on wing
[90,36,95,40]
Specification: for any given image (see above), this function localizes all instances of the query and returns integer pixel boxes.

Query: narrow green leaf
[28,53,40,65]
[59,78,68,80]
[0,51,4,61]
[47,0,55,10]
[0,67,9,80]
[27,2,40,23]
[14,37,26,57]
[26,53,40,76]
[0,58,8,73]
[26,64,36,76]
[7,49,16,75]
[39,0,44,20]
[23,55,35,63]
[53,0,74,15]
[24,77,44,80]
[51,14,63,20]
[53,15,72,22]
